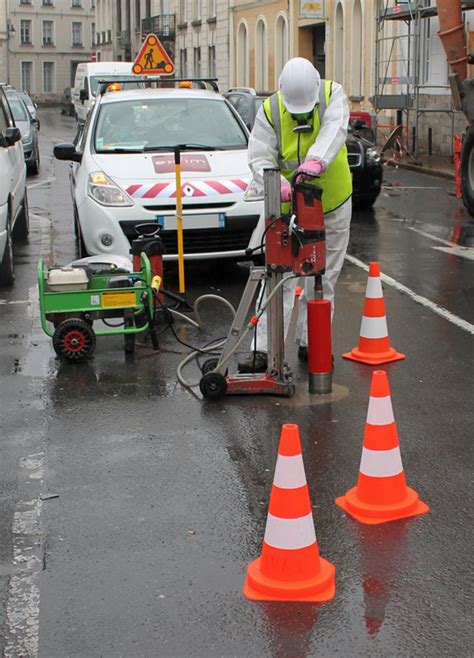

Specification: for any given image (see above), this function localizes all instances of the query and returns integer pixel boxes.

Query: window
[237,22,248,86]
[21,62,33,93]
[209,0,216,18]
[19,0,31,5]
[179,0,187,23]
[208,46,216,78]
[91,0,95,7]
[72,22,83,46]
[43,21,54,45]
[91,22,95,46]
[193,0,201,21]
[275,16,288,83]
[334,2,344,84]
[145,0,151,19]
[255,20,268,92]
[0,102,10,134]
[43,61,54,92]
[180,48,187,77]
[71,0,82,6]
[42,0,54,6]
[351,0,363,97]
[135,0,140,31]
[116,0,122,32]
[193,47,201,76]
[20,20,32,45]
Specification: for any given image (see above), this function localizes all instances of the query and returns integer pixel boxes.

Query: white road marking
[4,452,45,658]
[27,177,55,190]
[345,254,474,335]
[0,299,30,305]
[433,245,474,260]
[407,226,474,260]
[382,186,443,190]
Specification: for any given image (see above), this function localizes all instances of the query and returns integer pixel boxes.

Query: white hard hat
[279,58,320,114]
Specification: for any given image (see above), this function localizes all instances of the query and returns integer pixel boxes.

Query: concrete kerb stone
[386,160,455,181]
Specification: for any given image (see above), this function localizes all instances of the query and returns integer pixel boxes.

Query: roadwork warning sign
[132,34,175,75]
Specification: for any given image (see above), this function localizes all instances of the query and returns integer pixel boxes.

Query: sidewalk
[387,154,455,180]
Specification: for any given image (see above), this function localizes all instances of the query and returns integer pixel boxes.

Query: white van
[73,62,143,124]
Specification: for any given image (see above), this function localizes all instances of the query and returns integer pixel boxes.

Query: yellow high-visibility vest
[263,80,352,214]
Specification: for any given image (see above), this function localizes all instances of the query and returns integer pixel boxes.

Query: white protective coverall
[245,80,352,352]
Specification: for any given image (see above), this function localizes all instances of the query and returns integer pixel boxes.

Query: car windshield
[8,99,28,122]
[90,75,143,97]
[94,98,248,152]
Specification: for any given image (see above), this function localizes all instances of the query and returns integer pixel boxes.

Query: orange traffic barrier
[336,370,429,524]
[243,423,335,602]
[343,261,405,365]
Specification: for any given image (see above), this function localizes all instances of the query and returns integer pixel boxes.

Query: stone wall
[408,94,468,157]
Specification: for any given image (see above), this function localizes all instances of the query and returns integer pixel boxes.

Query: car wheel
[0,218,15,286]
[29,148,40,175]
[13,190,30,243]
[356,195,378,210]
[74,209,88,258]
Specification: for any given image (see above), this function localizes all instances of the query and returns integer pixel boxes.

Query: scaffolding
[374,0,474,159]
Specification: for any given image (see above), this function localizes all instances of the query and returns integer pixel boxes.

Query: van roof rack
[97,77,219,95]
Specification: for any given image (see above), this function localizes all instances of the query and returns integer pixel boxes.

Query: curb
[386,160,455,181]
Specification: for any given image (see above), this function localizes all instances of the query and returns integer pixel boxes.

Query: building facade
[95,0,230,88]
[5,0,95,101]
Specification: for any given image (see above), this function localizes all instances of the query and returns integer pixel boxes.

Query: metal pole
[263,168,285,377]
[174,146,186,294]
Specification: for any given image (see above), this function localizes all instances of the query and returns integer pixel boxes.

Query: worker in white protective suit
[238,57,353,373]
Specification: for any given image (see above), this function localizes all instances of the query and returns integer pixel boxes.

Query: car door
[0,91,25,221]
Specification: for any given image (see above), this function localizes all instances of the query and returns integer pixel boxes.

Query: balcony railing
[141,15,176,39]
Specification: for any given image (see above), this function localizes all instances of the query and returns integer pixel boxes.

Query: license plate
[101,291,137,308]
[156,213,225,230]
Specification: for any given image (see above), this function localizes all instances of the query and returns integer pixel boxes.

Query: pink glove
[297,159,323,180]
[280,181,292,202]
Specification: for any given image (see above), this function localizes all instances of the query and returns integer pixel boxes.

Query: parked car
[54,81,262,260]
[224,87,383,209]
[17,91,39,130]
[0,86,29,285]
[61,87,75,116]
[5,92,40,174]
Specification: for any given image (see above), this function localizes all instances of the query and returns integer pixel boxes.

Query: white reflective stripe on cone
[264,513,316,550]
[365,276,384,299]
[366,395,395,426]
[360,315,388,339]
[273,454,307,489]
[359,447,404,478]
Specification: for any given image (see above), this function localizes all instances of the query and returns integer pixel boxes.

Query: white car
[54,83,262,261]
[0,85,29,285]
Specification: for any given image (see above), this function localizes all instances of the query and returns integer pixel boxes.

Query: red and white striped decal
[125,179,248,199]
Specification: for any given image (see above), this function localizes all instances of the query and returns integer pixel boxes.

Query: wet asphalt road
[0,110,473,657]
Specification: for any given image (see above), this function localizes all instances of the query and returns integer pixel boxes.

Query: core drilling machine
[198,167,332,400]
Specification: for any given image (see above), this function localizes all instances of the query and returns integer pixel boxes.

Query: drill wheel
[53,318,96,362]
[199,372,227,400]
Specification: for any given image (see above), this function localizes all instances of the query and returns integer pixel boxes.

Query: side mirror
[34,102,38,109]
[54,142,82,163]
[34,119,40,131]
[79,89,89,103]
[4,127,22,146]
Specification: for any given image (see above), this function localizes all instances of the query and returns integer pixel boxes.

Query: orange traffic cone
[336,370,429,524]
[343,262,405,365]
[243,424,335,602]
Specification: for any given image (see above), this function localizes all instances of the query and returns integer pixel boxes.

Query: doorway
[312,24,325,78]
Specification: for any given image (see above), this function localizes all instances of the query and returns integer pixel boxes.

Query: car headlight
[366,147,381,163]
[87,171,133,207]
[22,132,32,144]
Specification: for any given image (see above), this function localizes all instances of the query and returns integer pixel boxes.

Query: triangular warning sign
[132,34,175,76]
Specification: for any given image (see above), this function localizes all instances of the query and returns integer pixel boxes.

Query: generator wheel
[199,372,227,400]
[461,124,474,216]
[53,319,96,362]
